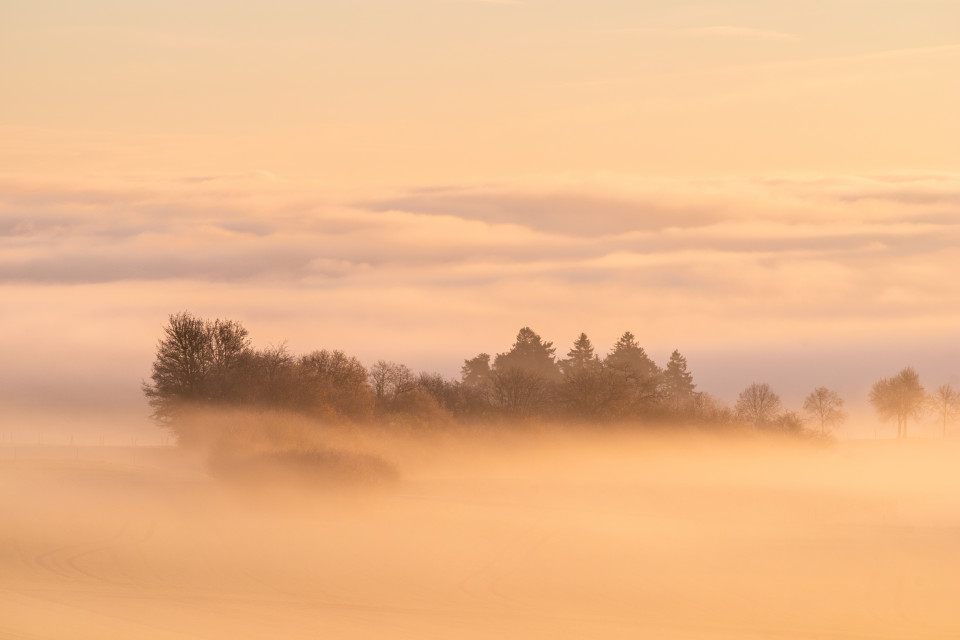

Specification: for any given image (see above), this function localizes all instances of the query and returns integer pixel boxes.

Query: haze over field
[3,430,960,639]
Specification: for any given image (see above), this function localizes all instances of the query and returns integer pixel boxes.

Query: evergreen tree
[561,333,599,375]
[461,353,492,386]
[490,327,560,416]
[605,331,659,380]
[598,331,662,417]
[662,349,695,413]
[493,327,560,380]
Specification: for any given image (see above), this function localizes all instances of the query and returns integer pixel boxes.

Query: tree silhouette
[490,327,560,416]
[494,327,561,380]
[662,350,696,414]
[802,387,846,436]
[369,360,415,406]
[735,383,782,427]
[558,333,612,418]
[602,331,661,417]
[491,367,549,417]
[461,353,492,387]
[143,311,251,421]
[869,368,925,439]
[605,332,659,380]
[929,384,959,438]
[296,350,372,419]
[561,333,599,375]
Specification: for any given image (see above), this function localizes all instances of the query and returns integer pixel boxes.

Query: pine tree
[605,331,659,380]
[490,327,560,416]
[662,349,695,413]
[461,353,492,386]
[493,327,560,380]
[561,333,598,375]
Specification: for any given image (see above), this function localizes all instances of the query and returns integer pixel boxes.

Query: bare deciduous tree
[491,367,549,417]
[369,360,415,405]
[929,384,960,438]
[802,387,847,436]
[735,383,783,427]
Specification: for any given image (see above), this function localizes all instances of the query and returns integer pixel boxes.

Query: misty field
[2,430,960,640]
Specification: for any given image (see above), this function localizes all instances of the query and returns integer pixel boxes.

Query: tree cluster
[867,367,959,439]
[143,315,732,441]
[144,312,960,443]
[733,383,845,436]
[459,328,728,423]
[143,313,374,441]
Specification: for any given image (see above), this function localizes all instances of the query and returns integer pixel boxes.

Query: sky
[2,0,959,433]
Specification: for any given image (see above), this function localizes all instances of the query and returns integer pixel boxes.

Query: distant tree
[560,333,599,375]
[869,367,926,439]
[369,360,392,403]
[209,319,251,371]
[456,354,494,417]
[490,327,560,417]
[417,372,460,413]
[605,332,659,380]
[144,311,211,418]
[802,387,847,436]
[299,350,367,389]
[387,388,454,429]
[929,384,960,438]
[461,353,492,387]
[603,331,661,417]
[491,367,549,417]
[775,410,805,433]
[296,349,371,419]
[735,383,783,427]
[205,318,252,402]
[691,392,734,424]
[557,333,612,418]
[238,343,295,407]
[493,327,561,381]
[369,360,415,406]
[662,350,696,415]
[143,311,252,421]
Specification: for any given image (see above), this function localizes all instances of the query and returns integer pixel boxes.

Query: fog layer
[3,426,959,639]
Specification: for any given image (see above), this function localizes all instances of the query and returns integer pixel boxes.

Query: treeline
[142,312,959,442]
[143,313,730,438]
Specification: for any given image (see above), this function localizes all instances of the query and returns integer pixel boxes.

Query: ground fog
[2,419,959,639]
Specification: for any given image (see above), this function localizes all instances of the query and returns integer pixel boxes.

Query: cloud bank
[3,172,959,416]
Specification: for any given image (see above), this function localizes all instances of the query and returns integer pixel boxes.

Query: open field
[2,431,960,639]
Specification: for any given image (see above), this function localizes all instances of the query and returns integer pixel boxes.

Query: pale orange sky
[1,0,959,432]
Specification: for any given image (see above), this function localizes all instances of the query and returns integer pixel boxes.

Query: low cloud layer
[3,172,958,292]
